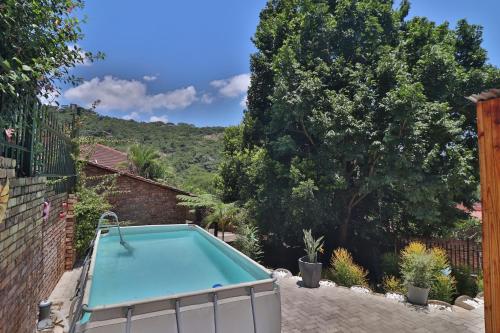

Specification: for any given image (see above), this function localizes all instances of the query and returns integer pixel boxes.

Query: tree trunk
[338,210,352,246]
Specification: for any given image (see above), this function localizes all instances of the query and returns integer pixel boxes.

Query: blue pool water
[87,226,270,308]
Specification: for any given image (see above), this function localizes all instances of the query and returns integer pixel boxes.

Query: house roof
[80,143,129,170]
[467,88,500,103]
[86,161,191,195]
[456,203,482,221]
[80,144,191,195]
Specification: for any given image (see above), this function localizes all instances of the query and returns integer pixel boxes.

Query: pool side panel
[78,224,281,333]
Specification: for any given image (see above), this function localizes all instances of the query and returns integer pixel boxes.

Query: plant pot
[298,256,322,288]
[407,284,430,305]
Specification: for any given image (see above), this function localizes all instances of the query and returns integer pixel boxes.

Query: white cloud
[240,95,248,109]
[68,44,91,67]
[210,73,250,97]
[201,93,214,104]
[38,89,60,106]
[64,76,197,112]
[123,112,140,120]
[149,115,168,123]
[143,75,157,82]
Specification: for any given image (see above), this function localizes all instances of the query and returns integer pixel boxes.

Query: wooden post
[471,89,500,333]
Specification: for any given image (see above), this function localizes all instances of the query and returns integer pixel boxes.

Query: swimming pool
[73,224,281,333]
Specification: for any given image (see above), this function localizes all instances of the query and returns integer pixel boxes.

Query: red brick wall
[0,157,74,333]
[84,164,191,225]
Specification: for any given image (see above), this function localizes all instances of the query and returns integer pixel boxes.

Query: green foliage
[400,242,450,289]
[59,108,224,194]
[128,144,165,180]
[302,229,324,263]
[380,252,400,278]
[329,248,368,287]
[452,266,478,297]
[233,223,263,262]
[477,272,483,292]
[449,218,482,243]
[382,275,406,294]
[430,275,457,303]
[0,0,103,97]
[177,194,239,240]
[74,187,111,258]
[218,0,500,245]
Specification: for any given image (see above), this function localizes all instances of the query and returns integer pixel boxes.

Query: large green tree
[218,0,500,245]
[0,0,102,99]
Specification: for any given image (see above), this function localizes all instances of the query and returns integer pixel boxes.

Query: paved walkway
[279,277,484,333]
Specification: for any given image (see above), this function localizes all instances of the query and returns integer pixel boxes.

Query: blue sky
[58,0,500,127]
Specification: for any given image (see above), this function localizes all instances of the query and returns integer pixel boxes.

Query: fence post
[22,97,36,177]
[470,89,500,332]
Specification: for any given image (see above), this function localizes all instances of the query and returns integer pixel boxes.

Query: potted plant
[400,242,445,305]
[298,229,324,288]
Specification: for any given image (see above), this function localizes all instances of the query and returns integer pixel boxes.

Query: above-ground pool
[73,224,281,333]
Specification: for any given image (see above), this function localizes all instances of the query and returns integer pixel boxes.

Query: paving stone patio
[48,269,485,333]
[278,277,485,333]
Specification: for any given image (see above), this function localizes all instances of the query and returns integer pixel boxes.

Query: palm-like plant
[177,194,239,240]
[128,144,164,180]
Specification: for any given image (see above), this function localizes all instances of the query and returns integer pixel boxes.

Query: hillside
[61,108,225,193]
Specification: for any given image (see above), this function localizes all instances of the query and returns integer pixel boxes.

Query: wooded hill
[60,108,225,193]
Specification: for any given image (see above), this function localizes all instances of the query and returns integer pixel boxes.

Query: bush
[233,224,263,262]
[74,187,111,258]
[430,275,457,303]
[400,242,450,289]
[477,272,484,292]
[452,266,478,297]
[380,252,400,277]
[329,248,368,287]
[382,275,406,294]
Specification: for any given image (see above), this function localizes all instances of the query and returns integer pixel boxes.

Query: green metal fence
[0,94,77,192]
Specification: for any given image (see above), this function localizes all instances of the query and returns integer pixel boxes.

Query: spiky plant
[177,194,239,240]
[302,229,324,263]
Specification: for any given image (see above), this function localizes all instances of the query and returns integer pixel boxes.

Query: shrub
[329,248,368,287]
[233,223,263,262]
[477,272,484,292]
[430,275,457,303]
[382,275,406,294]
[400,242,450,289]
[452,266,478,297]
[302,229,324,263]
[74,187,111,258]
[380,252,400,277]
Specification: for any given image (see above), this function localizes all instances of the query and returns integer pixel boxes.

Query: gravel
[351,286,371,294]
[319,280,336,287]
[385,293,405,302]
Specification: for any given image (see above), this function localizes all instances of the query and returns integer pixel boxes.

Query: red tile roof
[80,143,129,170]
[86,161,191,195]
[80,144,191,195]
[456,203,482,221]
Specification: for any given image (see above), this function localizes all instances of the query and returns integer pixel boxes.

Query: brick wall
[0,158,75,333]
[84,163,191,225]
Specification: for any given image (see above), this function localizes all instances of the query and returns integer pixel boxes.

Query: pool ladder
[98,211,126,245]
[123,287,259,333]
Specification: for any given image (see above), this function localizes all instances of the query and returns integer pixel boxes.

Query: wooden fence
[0,94,77,192]
[401,238,483,274]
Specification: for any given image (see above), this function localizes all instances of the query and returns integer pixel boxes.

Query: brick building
[82,145,193,225]
[0,157,76,333]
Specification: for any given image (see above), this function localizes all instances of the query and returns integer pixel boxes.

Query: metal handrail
[98,211,126,245]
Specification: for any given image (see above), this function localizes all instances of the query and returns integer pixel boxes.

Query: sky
[57,0,500,127]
